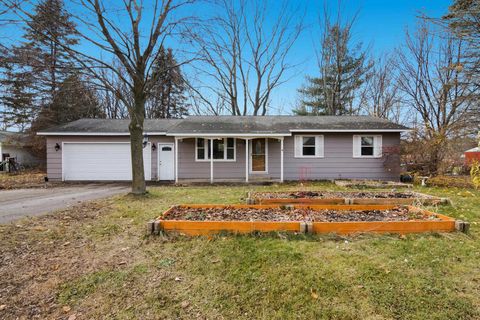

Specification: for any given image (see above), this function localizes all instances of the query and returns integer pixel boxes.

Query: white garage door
[63,143,151,181]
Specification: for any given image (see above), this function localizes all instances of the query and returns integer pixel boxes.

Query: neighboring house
[37,116,409,182]
[464,147,480,166]
[0,131,43,171]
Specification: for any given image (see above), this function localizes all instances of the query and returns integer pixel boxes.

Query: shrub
[471,161,480,189]
[426,175,474,189]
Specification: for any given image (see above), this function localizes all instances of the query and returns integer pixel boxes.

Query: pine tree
[0,64,36,131]
[295,23,371,115]
[22,0,78,100]
[30,73,105,155]
[146,47,189,119]
[0,0,79,131]
[40,73,104,126]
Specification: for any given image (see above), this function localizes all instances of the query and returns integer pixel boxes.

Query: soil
[252,191,431,199]
[162,206,438,222]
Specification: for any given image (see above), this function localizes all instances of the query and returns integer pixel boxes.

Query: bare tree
[359,55,402,122]
[5,0,193,194]
[98,64,129,119]
[192,0,303,115]
[397,19,479,174]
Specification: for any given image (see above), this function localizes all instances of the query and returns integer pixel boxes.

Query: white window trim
[353,135,383,158]
[249,138,269,174]
[195,138,236,162]
[294,135,324,158]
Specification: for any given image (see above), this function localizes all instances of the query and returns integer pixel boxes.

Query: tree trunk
[129,85,147,195]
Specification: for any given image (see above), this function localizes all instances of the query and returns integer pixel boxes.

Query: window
[294,135,324,158]
[196,138,236,161]
[353,135,382,158]
[361,136,374,156]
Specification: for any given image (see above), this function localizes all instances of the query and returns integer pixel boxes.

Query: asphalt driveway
[0,184,129,223]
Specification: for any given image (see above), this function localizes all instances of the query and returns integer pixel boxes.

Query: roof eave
[166,133,290,137]
[289,129,411,133]
[37,131,167,136]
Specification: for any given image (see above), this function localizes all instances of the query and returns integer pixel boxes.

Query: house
[464,147,480,166]
[0,131,43,171]
[37,116,409,182]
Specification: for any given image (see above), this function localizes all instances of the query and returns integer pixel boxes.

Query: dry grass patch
[0,171,47,189]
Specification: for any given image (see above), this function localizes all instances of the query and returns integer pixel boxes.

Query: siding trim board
[46,132,401,182]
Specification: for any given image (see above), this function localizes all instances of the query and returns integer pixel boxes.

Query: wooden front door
[250,138,267,173]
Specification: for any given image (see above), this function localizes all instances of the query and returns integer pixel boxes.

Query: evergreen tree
[30,73,105,155]
[0,62,36,131]
[295,22,371,115]
[22,0,78,100]
[0,0,79,132]
[37,73,104,126]
[145,47,189,119]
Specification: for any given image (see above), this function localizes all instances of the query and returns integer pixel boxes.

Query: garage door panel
[63,143,151,181]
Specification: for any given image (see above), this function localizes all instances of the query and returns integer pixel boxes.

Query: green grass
[2,182,480,319]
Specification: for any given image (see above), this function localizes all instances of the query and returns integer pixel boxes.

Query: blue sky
[1,0,453,115]
[268,0,452,113]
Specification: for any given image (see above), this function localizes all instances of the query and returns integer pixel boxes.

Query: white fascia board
[289,129,411,133]
[37,132,167,136]
[167,133,291,138]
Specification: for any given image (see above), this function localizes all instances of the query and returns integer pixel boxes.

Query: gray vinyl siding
[46,132,400,182]
[178,138,245,179]
[283,132,400,180]
[177,138,281,180]
[176,133,399,181]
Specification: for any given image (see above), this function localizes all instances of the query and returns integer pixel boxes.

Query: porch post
[210,138,213,184]
[174,137,179,184]
[280,137,284,183]
[245,138,249,182]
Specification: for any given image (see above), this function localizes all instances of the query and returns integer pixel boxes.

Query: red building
[464,147,480,165]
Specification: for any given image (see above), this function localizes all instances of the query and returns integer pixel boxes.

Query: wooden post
[174,137,179,184]
[280,138,284,183]
[245,138,249,183]
[147,220,155,235]
[210,138,213,184]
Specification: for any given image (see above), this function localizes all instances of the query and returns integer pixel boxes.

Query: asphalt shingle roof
[0,131,29,145]
[38,116,409,135]
[39,119,181,134]
[167,116,408,134]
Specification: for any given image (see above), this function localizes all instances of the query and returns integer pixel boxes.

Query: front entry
[250,138,268,173]
[158,143,175,180]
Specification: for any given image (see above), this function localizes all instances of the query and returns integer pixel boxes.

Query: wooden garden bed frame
[246,191,449,206]
[151,204,459,236]
[334,179,413,188]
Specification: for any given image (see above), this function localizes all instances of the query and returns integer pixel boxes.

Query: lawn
[0,182,479,319]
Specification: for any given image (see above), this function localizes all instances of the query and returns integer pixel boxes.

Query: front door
[158,143,175,180]
[250,138,267,173]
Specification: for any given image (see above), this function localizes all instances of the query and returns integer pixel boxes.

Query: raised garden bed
[334,179,412,189]
[246,191,449,205]
[151,204,460,236]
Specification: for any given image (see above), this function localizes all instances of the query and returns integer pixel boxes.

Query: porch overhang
[168,133,290,138]
[173,135,287,184]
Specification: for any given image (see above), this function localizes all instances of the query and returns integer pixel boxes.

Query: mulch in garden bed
[253,191,429,199]
[162,206,439,222]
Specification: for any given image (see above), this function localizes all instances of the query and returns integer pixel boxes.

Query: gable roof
[465,147,480,153]
[167,116,408,135]
[0,131,30,146]
[37,116,409,136]
[38,119,181,135]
